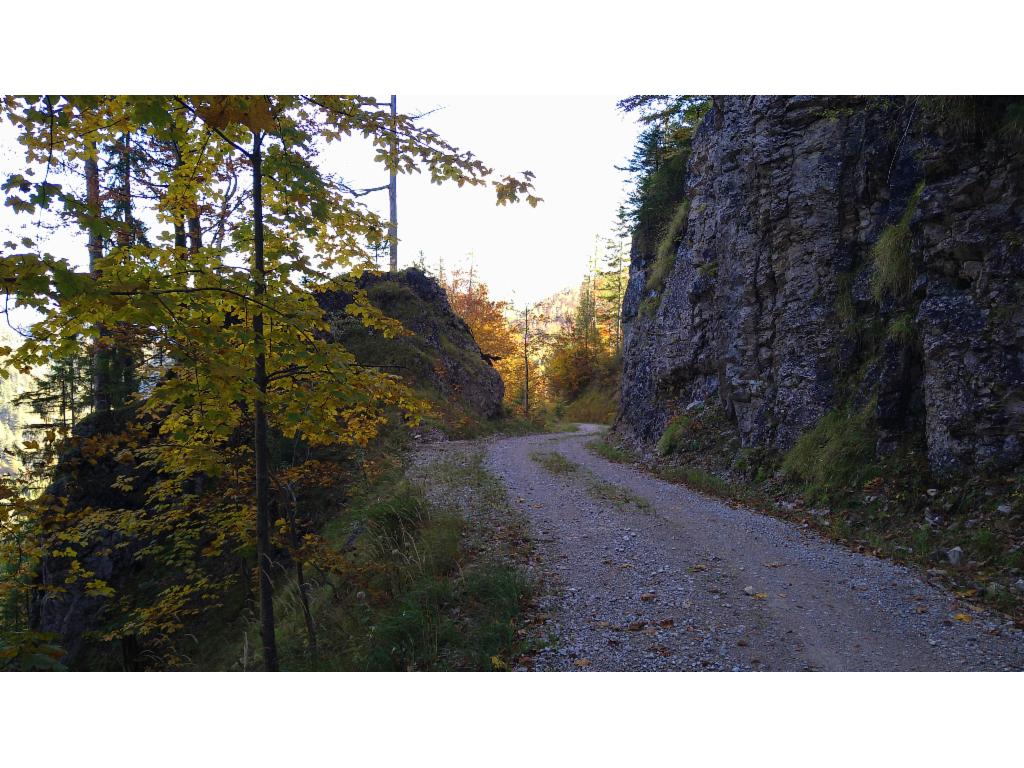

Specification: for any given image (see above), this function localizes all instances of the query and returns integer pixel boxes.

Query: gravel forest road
[482,425,1024,671]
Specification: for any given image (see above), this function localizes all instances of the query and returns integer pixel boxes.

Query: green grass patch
[562,384,619,425]
[780,404,879,505]
[638,295,661,318]
[871,182,923,303]
[657,413,697,456]
[887,312,916,345]
[530,450,578,475]
[648,199,691,295]
[530,449,651,513]
[588,438,631,464]
[585,477,652,514]
[545,421,582,434]
[656,464,732,498]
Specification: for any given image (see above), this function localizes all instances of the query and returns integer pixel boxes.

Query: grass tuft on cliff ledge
[871,182,923,303]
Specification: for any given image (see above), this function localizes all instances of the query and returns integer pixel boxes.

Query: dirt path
[482,425,1024,671]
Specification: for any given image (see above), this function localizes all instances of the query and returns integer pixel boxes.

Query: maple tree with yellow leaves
[0,95,538,669]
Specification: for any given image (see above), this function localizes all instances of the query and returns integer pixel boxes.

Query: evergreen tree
[597,237,629,355]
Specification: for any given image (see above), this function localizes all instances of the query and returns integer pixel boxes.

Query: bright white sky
[329,95,640,306]
[0,95,641,330]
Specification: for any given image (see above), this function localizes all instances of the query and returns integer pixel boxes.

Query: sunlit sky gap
[0,95,642,330]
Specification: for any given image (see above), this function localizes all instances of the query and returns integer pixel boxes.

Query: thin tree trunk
[523,305,530,416]
[284,484,317,657]
[113,133,136,404]
[188,215,202,254]
[85,149,110,414]
[252,132,279,672]
[388,94,398,273]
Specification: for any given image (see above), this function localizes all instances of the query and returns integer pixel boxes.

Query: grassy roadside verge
[197,446,535,671]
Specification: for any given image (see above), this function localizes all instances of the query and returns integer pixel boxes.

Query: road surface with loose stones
[481,425,1024,671]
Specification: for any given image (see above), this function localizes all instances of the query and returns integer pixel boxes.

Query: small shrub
[910,525,934,564]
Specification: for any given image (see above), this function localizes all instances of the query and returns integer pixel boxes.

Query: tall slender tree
[388,94,398,272]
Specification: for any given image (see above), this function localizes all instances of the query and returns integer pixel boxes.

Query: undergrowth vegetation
[560,378,619,425]
[199,449,535,671]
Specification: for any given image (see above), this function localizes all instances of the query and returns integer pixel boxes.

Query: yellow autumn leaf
[953,613,973,622]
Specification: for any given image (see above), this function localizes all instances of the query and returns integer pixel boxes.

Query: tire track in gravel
[483,425,1024,671]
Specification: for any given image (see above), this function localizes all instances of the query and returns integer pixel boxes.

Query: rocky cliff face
[619,96,1024,474]
[318,268,504,421]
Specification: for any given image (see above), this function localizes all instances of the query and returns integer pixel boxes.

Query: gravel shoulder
[482,425,1024,671]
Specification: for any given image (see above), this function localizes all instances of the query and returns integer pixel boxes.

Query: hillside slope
[29,269,504,667]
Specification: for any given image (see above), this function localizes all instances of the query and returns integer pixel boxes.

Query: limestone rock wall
[618,96,1024,473]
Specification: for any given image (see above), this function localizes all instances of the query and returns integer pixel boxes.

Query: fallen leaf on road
[953,613,973,623]
[649,644,673,657]
[640,592,656,602]
[689,563,708,573]
[658,618,675,629]
[915,606,928,614]
[752,593,768,600]
[574,658,592,668]
[627,621,646,632]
